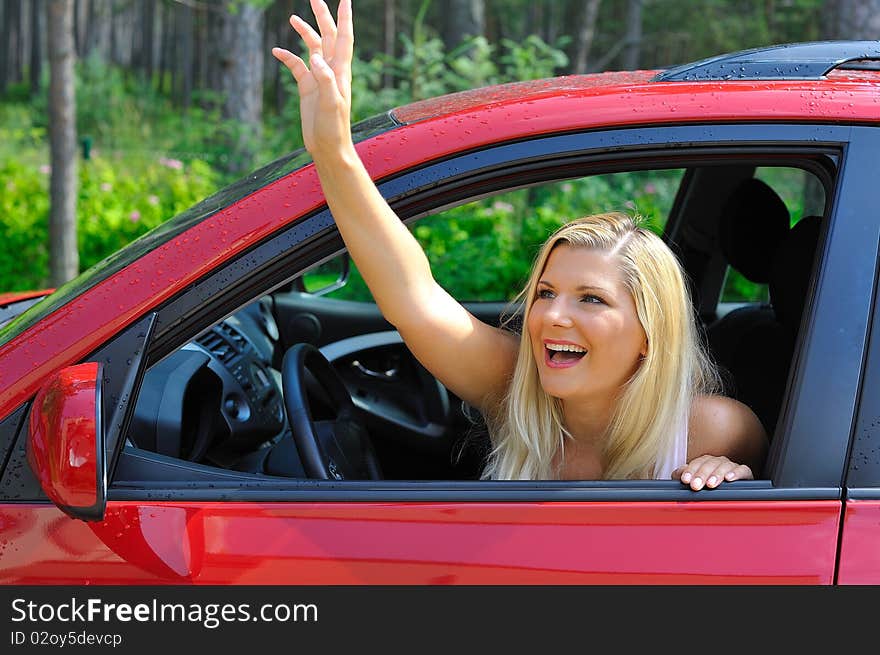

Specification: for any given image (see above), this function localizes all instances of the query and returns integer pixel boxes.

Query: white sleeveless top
[652,416,689,480]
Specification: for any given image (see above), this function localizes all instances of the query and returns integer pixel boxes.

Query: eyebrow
[537,280,612,294]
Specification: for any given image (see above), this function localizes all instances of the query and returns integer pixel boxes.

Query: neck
[561,395,615,446]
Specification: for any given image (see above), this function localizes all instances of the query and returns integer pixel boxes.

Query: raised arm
[271,0,517,411]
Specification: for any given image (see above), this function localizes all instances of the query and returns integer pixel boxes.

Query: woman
[272,0,767,489]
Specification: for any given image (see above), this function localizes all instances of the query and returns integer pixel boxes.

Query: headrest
[769,215,822,333]
[718,178,791,283]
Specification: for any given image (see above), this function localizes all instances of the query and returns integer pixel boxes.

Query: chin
[537,378,578,401]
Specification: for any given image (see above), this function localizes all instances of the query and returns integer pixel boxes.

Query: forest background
[1,0,878,295]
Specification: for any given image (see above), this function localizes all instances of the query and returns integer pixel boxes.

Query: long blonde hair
[482,212,719,480]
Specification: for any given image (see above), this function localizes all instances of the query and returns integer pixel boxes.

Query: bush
[0,160,50,291]
[0,154,219,291]
[77,156,219,271]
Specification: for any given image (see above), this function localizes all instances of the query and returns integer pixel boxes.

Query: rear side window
[720,166,825,303]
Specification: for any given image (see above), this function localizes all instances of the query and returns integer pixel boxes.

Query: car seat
[706,178,791,432]
[723,214,822,437]
[769,215,822,345]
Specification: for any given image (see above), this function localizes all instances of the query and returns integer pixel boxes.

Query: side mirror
[298,254,350,296]
[26,362,106,522]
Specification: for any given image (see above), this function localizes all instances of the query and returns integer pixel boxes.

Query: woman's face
[526,243,648,403]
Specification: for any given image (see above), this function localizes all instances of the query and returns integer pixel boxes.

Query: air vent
[217,322,249,351]
[196,327,238,364]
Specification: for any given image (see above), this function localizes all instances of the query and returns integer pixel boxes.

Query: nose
[545,296,573,327]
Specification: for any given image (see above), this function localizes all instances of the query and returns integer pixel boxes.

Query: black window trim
[842,126,880,497]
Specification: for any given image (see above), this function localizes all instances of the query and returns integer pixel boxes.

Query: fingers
[309,52,344,111]
[284,3,352,102]
[335,0,354,63]
[335,0,354,100]
[726,464,754,481]
[311,0,338,62]
[289,14,323,56]
[271,48,309,83]
[677,456,752,491]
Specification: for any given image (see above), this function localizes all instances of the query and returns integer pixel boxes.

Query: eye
[536,288,554,300]
[581,294,605,304]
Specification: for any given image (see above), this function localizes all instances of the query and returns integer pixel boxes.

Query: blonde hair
[482,212,719,480]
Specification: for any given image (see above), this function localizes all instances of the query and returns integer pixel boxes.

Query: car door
[1,122,875,584]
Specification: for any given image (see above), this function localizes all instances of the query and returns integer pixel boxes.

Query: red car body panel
[2,75,880,418]
[0,500,840,584]
[0,290,52,305]
[835,500,880,584]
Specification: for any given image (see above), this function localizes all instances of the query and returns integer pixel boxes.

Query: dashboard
[125,295,485,481]
[129,300,288,471]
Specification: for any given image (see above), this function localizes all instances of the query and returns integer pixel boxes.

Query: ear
[640,338,648,358]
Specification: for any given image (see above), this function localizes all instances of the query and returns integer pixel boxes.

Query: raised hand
[272,0,354,159]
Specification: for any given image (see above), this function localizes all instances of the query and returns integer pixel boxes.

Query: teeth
[546,343,586,353]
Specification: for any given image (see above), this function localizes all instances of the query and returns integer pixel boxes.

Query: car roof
[393,40,880,126]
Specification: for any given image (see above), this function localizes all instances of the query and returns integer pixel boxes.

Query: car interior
[119,158,830,485]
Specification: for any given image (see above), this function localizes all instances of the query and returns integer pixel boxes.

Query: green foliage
[499,35,571,81]
[0,154,218,291]
[77,157,218,272]
[639,0,825,69]
[0,159,50,291]
[388,31,570,100]
[28,56,236,176]
[0,103,46,165]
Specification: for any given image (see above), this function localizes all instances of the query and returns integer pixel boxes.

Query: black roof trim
[654,40,880,82]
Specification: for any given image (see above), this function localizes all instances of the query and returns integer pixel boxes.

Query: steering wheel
[282,343,383,480]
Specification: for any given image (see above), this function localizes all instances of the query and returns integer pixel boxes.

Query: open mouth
[544,344,587,368]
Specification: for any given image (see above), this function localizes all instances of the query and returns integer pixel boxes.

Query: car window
[117,149,837,489]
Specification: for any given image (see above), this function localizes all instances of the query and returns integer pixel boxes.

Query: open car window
[115,151,833,491]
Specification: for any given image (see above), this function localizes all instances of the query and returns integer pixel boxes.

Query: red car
[2,41,880,584]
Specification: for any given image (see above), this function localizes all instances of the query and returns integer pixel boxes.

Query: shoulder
[688,395,769,471]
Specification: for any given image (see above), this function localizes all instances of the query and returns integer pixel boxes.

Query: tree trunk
[0,1,8,95]
[159,0,170,93]
[217,0,265,174]
[48,0,79,286]
[30,0,42,94]
[9,0,22,84]
[180,4,194,110]
[169,6,179,102]
[545,0,560,50]
[825,0,880,38]
[442,0,485,50]
[1,0,19,92]
[109,0,120,65]
[205,0,222,104]
[196,4,207,101]
[83,0,97,57]
[72,0,81,56]
[573,0,602,74]
[622,0,643,70]
[383,0,396,89]
[142,0,155,82]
